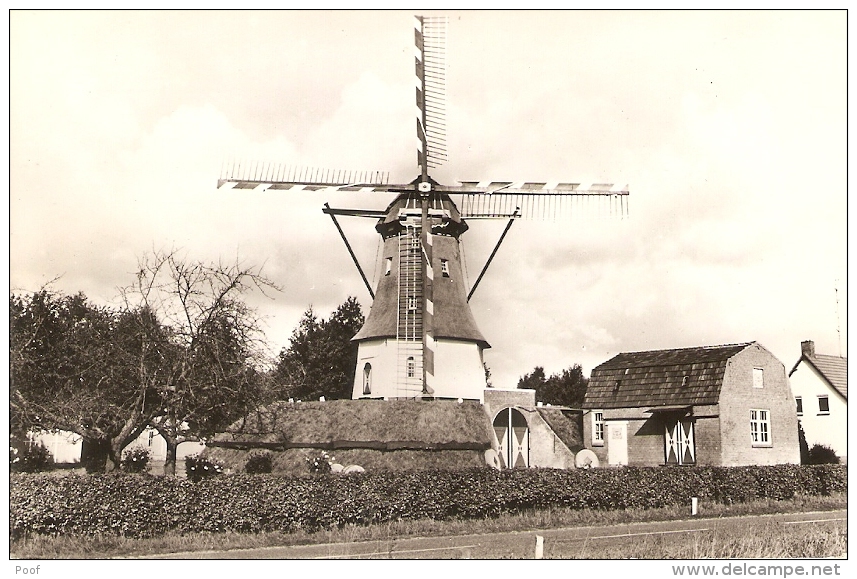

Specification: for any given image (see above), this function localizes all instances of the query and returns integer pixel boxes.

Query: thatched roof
[211,399,493,451]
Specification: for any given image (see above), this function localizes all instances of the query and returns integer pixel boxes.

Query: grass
[10,493,846,559]
[551,519,847,559]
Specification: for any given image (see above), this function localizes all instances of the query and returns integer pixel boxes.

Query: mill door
[493,408,529,468]
[664,418,695,465]
[607,421,628,466]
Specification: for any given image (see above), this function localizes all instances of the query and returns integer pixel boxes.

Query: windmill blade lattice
[443,182,629,219]
[217,161,394,192]
[415,15,448,178]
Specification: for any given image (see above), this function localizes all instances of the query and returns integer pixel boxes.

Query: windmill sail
[217,161,393,192]
[449,182,630,220]
[415,15,448,178]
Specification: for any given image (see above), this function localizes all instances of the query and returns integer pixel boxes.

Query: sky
[9,10,848,390]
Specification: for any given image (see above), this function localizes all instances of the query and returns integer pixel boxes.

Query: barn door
[493,408,529,469]
[664,418,695,465]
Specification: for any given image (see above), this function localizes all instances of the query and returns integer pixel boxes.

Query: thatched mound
[210,399,493,451]
[536,408,584,453]
[204,446,486,476]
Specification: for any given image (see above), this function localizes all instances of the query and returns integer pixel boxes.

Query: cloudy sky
[9,10,847,390]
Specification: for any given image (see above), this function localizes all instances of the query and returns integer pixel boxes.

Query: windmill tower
[218,15,629,402]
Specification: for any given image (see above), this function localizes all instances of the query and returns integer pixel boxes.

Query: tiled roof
[583,343,752,409]
[807,354,848,400]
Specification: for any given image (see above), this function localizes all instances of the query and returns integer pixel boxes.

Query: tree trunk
[80,439,103,473]
[163,437,178,476]
[81,438,115,473]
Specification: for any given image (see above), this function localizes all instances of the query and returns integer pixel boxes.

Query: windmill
[217,15,628,402]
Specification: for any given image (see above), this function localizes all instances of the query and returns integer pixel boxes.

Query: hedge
[10,464,846,539]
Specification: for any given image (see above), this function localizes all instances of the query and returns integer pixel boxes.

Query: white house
[30,427,204,466]
[788,340,847,462]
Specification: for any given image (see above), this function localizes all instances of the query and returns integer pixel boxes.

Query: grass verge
[11,493,845,559]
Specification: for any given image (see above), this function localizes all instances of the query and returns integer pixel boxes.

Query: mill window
[441,259,450,278]
[750,409,771,446]
[407,356,415,378]
[593,411,604,446]
[384,257,392,276]
[363,363,372,395]
[753,368,764,389]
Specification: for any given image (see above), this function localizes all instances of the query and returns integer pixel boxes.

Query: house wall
[583,408,722,467]
[352,337,486,401]
[718,344,800,466]
[483,390,575,469]
[789,361,847,461]
[30,428,204,464]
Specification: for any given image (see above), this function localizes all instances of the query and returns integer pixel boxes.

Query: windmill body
[218,15,628,402]
[351,192,489,401]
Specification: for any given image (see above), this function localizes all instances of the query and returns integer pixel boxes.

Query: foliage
[121,446,151,473]
[273,297,365,401]
[185,454,226,482]
[806,444,839,465]
[10,440,54,473]
[305,450,335,474]
[517,365,589,407]
[10,289,162,472]
[797,421,810,464]
[244,450,273,474]
[10,464,846,539]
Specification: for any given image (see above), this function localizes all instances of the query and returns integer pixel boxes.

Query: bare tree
[119,249,279,475]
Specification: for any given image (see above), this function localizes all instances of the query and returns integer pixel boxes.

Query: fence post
[535,535,544,559]
[692,497,698,516]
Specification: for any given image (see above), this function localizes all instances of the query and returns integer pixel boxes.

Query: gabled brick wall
[718,343,799,466]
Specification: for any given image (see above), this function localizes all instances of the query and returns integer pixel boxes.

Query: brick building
[582,342,800,467]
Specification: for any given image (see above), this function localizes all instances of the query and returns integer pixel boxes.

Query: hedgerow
[10,464,846,539]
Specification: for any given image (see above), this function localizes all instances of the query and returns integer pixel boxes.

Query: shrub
[121,446,151,473]
[185,454,225,482]
[11,441,54,473]
[305,450,334,475]
[9,464,847,540]
[807,444,839,465]
[244,450,273,474]
[797,422,811,464]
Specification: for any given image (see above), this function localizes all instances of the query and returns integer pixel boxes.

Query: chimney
[801,340,815,358]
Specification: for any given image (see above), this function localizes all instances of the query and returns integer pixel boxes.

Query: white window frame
[407,297,417,311]
[592,411,605,446]
[818,395,830,415]
[795,396,803,416]
[752,367,764,389]
[384,257,392,276]
[750,409,771,447]
[441,259,450,278]
[407,356,415,378]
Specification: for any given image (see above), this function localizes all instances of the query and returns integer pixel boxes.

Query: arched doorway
[493,407,529,468]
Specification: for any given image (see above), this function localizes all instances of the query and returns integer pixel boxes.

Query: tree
[273,297,365,401]
[119,249,278,475]
[10,290,163,472]
[517,364,589,407]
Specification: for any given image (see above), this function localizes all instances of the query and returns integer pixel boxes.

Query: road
[148,509,846,559]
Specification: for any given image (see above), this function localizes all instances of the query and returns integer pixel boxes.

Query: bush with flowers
[305,450,334,474]
[185,453,225,482]
[121,446,151,473]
